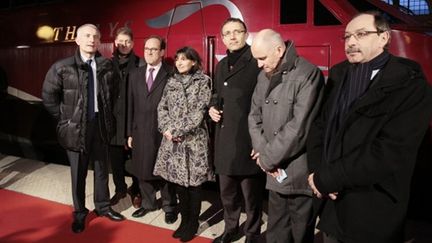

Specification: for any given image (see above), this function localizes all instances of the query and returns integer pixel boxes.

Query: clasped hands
[250,149,283,178]
[163,130,183,142]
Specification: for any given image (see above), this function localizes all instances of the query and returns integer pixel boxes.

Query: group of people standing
[42,11,432,243]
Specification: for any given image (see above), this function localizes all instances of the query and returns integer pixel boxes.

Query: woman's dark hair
[174,46,202,74]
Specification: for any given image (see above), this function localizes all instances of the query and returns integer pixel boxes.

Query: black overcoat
[127,62,172,180]
[111,51,144,146]
[307,55,432,243]
[210,46,261,175]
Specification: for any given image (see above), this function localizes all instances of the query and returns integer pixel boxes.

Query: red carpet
[0,189,212,243]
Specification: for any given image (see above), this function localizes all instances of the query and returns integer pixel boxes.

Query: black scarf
[112,49,137,80]
[227,44,248,70]
[324,51,390,161]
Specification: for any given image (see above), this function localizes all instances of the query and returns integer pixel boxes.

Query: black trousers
[266,191,315,243]
[109,145,140,195]
[218,174,264,237]
[67,118,110,220]
[139,179,177,212]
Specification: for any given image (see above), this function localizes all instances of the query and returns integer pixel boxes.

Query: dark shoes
[130,193,142,209]
[71,218,85,233]
[165,212,178,224]
[132,207,156,218]
[95,208,125,221]
[179,221,199,242]
[127,186,142,209]
[245,235,260,243]
[72,208,123,233]
[213,231,238,243]
[110,192,127,206]
[172,222,187,238]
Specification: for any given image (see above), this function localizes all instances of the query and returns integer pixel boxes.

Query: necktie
[147,67,155,91]
[87,59,95,121]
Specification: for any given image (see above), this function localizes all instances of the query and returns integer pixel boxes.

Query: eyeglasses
[342,30,383,42]
[144,47,160,52]
[222,29,246,37]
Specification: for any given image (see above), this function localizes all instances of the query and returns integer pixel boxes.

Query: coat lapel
[225,53,249,79]
[147,63,168,95]
[137,67,149,96]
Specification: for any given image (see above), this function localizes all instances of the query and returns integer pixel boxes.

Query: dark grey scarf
[324,51,390,161]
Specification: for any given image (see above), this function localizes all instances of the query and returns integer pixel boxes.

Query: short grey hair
[76,23,101,38]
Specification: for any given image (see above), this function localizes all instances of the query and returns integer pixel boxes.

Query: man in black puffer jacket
[42,24,125,234]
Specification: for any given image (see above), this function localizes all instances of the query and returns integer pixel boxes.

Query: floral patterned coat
[154,70,215,187]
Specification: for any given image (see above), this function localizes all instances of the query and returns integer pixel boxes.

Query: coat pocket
[57,119,80,151]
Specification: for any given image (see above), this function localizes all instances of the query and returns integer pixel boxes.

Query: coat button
[282,71,288,74]
[273,100,278,104]
[224,82,228,86]
[221,125,225,128]
[265,100,269,104]
[273,131,278,135]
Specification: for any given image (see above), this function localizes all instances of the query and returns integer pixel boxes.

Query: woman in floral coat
[154,46,214,242]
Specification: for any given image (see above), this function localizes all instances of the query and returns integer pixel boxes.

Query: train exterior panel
[0,0,431,100]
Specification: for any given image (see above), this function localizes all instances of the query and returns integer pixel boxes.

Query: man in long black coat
[307,11,432,243]
[209,18,264,243]
[109,26,144,208]
[127,36,177,224]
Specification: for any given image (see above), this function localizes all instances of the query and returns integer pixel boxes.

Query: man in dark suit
[307,11,432,243]
[127,35,177,224]
[42,24,125,234]
[209,18,264,243]
[109,26,143,208]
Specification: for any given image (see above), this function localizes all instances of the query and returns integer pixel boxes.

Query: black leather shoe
[95,208,125,221]
[132,207,156,218]
[213,231,238,243]
[71,218,85,233]
[110,192,127,205]
[164,212,178,224]
[245,235,260,243]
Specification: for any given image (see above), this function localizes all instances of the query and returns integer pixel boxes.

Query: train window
[381,0,430,15]
[280,0,307,24]
[314,0,341,26]
[347,0,403,24]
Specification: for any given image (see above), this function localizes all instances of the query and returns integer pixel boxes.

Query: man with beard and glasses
[307,11,432,243]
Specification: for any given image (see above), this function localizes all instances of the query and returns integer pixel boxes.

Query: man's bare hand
[308,173,338,200]
[268,168,281,178]
[250,149,260,160]
[308,173,323,198]
[209,106,222,122]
